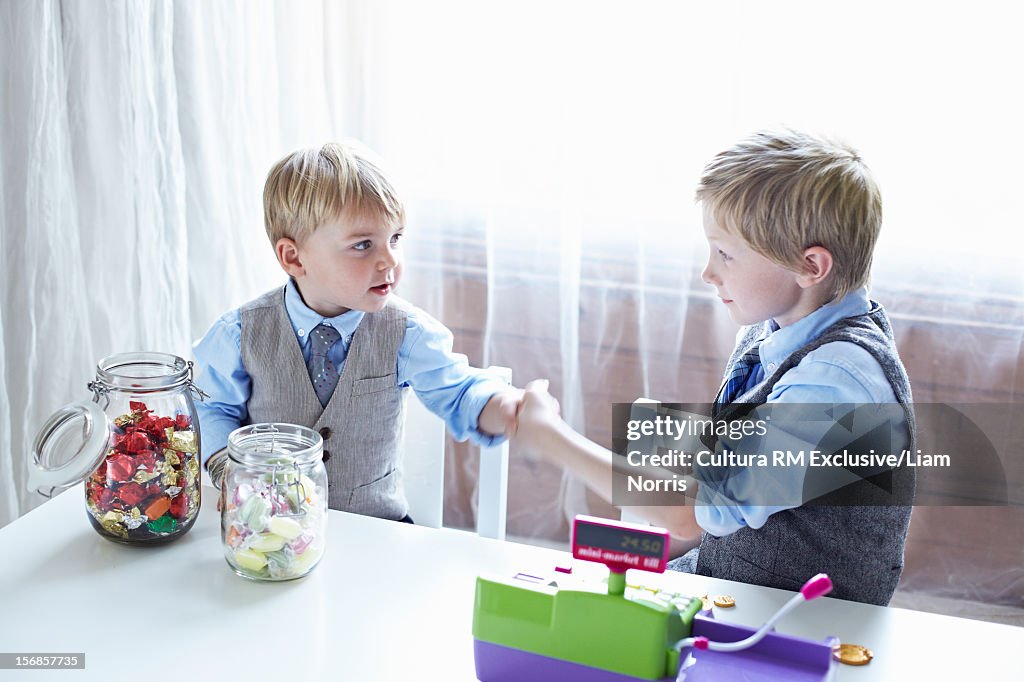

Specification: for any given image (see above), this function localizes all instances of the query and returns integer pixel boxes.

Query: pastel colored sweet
[289,532,315,555]
[234,549,267,572]
[264,549,292,568]
[265,549,300,579]
[232,483,254,507]
[248,532,287,553]
[267,516,303,540]
[225,471,325,579]
[290,545,322,574]
[238,494,270,532]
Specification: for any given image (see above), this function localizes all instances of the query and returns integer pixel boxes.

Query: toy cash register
[472,515,839,681]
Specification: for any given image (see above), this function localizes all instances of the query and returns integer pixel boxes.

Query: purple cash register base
[473,612,838,682]
[676,614,838,681]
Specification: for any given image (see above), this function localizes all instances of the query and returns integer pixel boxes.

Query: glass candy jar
[29,352,204,545]
[221,424,328,581]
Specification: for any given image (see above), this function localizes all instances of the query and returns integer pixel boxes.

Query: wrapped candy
[25,352,203,546]
[85,401,200,543]
[221,424,327,581]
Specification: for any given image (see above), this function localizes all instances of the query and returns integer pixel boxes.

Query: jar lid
[27,401,110,496]
[227,423,323,468]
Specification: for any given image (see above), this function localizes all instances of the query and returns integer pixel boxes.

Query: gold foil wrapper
[163,450,180,467]
[170,431,197,454]
[100,510,128,538]
[133,468,161,484]
[113,414,133,429]
[124,507,146,530]
[185,456,200,486]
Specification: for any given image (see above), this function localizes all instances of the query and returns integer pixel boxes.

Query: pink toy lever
[675,573,834,656]
[800,573,833,601]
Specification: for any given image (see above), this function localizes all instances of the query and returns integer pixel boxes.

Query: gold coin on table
[833,643,873,666]
[713,595,735,608]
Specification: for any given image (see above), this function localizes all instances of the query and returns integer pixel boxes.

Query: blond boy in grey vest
[515,129,914,604]
[194,142,522,522]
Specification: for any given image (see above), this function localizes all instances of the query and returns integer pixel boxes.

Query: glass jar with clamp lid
[28,352,205,544]
[221,423,327,580]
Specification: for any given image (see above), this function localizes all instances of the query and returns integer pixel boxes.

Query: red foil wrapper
[106,453,137,482]
[118,482,147,507]
[87,400,199,543]
[169,493,187,519]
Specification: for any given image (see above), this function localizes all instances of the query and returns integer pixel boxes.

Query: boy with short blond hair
[515,129,914,605]
[196,141,520,522]
[696,128,880,303]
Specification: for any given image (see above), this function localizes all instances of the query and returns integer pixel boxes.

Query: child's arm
[476,387,525,438]
[515,380,703,540]
[192,311,251,470]
[399,306,520,445]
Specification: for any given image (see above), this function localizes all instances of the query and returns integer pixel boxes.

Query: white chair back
[402,366,511,539]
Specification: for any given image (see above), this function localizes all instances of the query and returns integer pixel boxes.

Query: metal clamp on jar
[221,423,328,581]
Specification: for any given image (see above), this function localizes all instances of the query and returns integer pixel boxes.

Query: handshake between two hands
[210,378,563,491]
[479,379,561,453]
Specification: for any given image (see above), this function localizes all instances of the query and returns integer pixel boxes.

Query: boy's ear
[796,246,833,289]
[275,237,305,278]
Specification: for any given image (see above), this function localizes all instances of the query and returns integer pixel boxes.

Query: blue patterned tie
[308,324,342,407]
[717,343,763,407]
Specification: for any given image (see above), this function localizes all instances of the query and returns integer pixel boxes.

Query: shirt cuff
[694,488,748,537]
[454,378,510,447]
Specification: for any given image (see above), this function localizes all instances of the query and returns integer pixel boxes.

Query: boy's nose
[378,246,398,270]
[701,260,718,285]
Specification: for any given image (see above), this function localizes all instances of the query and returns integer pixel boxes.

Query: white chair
[402,366,511,539]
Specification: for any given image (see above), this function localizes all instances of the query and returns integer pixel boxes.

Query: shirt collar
[284,279,365,346]
[757,287,874,369]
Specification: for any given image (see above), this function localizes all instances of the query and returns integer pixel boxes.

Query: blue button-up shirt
[192,280,508,460]
[696,287,910,536]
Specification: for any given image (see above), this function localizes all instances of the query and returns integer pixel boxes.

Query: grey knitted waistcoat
[240,286,410,520]
[694,303,916,605]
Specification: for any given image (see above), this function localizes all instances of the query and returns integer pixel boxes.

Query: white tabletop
[1,486,1022,681]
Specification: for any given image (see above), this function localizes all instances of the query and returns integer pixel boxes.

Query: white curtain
[370,0,1024,541]
[2,1,1022,609]
[0,0,378,525]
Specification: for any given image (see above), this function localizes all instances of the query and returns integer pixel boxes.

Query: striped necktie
[716,344,763,407]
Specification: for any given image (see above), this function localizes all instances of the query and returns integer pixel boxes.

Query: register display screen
[572,516,669,572]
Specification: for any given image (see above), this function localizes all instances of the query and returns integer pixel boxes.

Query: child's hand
[478,387,525,438]
[513,379,562,454]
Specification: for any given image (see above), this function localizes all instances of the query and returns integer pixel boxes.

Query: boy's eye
[390,232,404,246]
[718,249,732,262]
[353,240,372,251]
